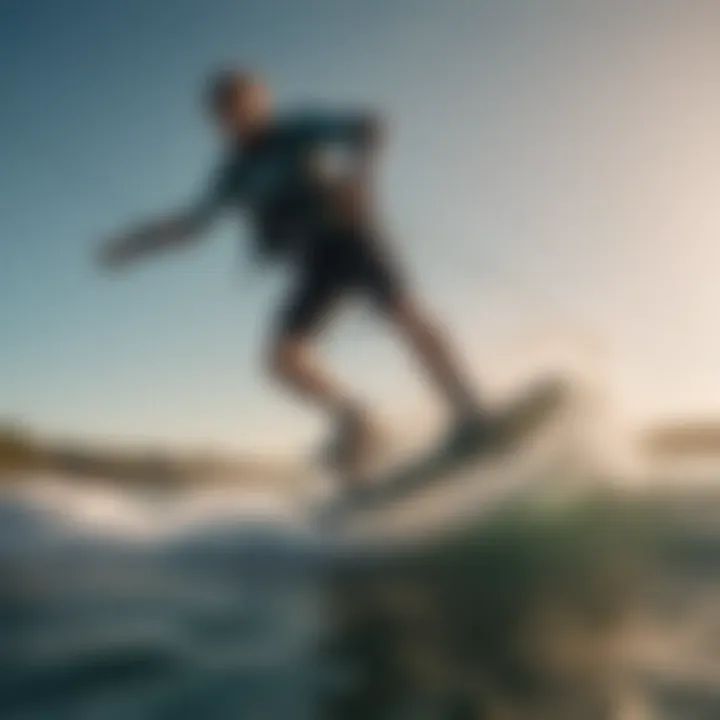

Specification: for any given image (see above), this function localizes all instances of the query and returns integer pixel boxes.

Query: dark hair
[204,69,257,114]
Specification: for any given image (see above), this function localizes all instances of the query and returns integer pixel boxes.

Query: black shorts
[277,227,405,337]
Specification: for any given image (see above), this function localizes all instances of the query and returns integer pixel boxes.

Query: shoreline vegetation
[0,422,305,488]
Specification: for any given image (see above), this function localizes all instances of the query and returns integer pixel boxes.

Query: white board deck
[315,376,572,541]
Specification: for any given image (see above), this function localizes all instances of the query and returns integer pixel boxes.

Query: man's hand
[96,233,138,271]
[94,210,208,273]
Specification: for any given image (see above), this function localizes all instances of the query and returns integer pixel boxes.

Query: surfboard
[315,376,570,530]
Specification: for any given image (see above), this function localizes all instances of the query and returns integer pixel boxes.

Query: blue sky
[3,0,720,452]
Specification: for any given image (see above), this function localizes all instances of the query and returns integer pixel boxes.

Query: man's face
[214,78,272,139]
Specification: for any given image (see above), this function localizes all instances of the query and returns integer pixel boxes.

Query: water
[0,478,332,719]
[2,474,719,719]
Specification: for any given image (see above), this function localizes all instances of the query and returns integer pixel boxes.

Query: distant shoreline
[0,423,308,489]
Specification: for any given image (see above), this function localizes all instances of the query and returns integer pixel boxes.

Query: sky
[2,0,720,453]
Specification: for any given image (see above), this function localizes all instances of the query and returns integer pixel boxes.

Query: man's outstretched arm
[96,205,216,271]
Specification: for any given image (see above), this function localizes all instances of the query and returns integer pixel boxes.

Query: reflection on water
[1,475,719,719]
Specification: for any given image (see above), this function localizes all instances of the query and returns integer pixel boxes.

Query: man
[98,70,488,478]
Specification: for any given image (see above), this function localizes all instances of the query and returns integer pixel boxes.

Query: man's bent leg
[268,332,382,475]
[268,333,355,418]
[385,295,484,420]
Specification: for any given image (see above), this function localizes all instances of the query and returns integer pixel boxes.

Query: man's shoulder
[272,106,341,139]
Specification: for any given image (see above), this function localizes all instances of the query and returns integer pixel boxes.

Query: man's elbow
[359,114,384,149]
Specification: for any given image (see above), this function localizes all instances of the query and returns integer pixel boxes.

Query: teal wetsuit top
[198,110,376,262]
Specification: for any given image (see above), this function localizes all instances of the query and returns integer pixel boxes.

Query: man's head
[205,70,272,139]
